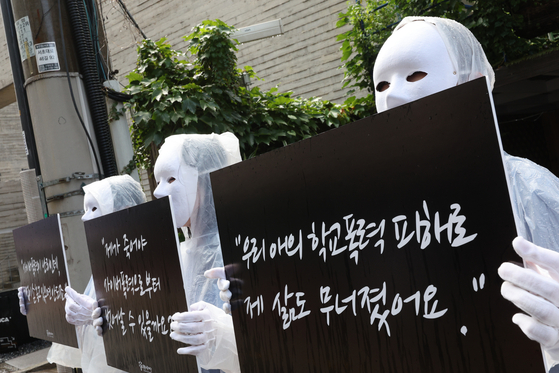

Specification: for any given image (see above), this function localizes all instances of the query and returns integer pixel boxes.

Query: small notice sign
[35,42,60,73]
[13,215,78,348]
[14,16,34,62]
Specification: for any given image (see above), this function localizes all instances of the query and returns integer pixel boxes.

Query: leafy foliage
[336,1,398,96]
[336,0,559,95]
[125,20,372,170]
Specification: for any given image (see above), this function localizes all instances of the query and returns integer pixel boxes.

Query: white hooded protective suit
[375,16,559,251]
[154,133,241,373]
[49,175,146,373]
[374,16,559,369]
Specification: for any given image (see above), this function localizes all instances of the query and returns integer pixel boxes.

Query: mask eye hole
[407,71,428,82]
[92,207,97,212]
[376,81,390,92]
[168,177,176,184]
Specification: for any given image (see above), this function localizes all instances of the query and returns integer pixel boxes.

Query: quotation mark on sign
[472,274,485,292]
[235,235,241,246]
[462,274,486,336]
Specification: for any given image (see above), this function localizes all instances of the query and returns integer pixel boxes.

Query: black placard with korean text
[13,215,78,348]
[84,197,198,373]
[211,78,546,372]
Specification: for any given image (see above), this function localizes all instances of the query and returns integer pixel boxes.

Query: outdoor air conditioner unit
[232,19,284,44]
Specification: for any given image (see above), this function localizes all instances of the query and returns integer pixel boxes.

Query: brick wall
[99,0,355,103]
[97,0,357,198]
[0,0,357,101]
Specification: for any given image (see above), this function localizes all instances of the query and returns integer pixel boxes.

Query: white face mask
[82,193,103,222]
[373,21,458,113]
[153,151,198,228]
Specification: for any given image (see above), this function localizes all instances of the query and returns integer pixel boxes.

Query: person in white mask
[153,132,241,373]
[17,175,146,373]
[372,16,559,368]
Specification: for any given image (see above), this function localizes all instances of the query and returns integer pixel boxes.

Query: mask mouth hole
[407,71,428,82]
[376,81,390,92]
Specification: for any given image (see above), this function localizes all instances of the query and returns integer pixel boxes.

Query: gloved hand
[205,267,232,314]
[498,236,559,361]
[64,286,98,326]
[170,301,218,355]
[18,286,28,316]
[91,307,104,336]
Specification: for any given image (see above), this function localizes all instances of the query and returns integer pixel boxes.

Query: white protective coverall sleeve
[503,154,559,370]
[158,133,241,373]
[504,153,559,252]
[46,343,82,368]
[192,301,239,372]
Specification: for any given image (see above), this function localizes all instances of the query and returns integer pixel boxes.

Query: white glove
[498,236,559,361]
[64,286,98,326]
[170,301,217,355]
[91,306,104,336]
[18,286,28,316]
[205,267,232,314]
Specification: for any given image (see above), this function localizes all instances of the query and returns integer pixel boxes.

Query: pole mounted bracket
[58,209,86,218]
[39,172,101,189]
[46,189,85,203]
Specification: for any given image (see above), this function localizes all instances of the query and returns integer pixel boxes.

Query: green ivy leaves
[337,0,559,98]
[125,20,373,171]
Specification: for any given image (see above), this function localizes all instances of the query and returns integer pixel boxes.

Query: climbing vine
[124,20,373,171]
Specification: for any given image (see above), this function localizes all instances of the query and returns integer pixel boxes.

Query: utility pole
[5,0,117,291]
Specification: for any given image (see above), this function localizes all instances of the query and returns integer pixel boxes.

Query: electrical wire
[34,4,55,40]
[90,0,110,80]
[97,0,114,75]
[57,0,103,179]
[82,0,108,81]
[102,86,133,102]
[96,0,143,53]
[115,0,147,39]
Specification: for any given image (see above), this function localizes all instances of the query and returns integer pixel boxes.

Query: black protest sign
[13,215,78,348]
[211,78,546,372]
[84,196,198,373]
